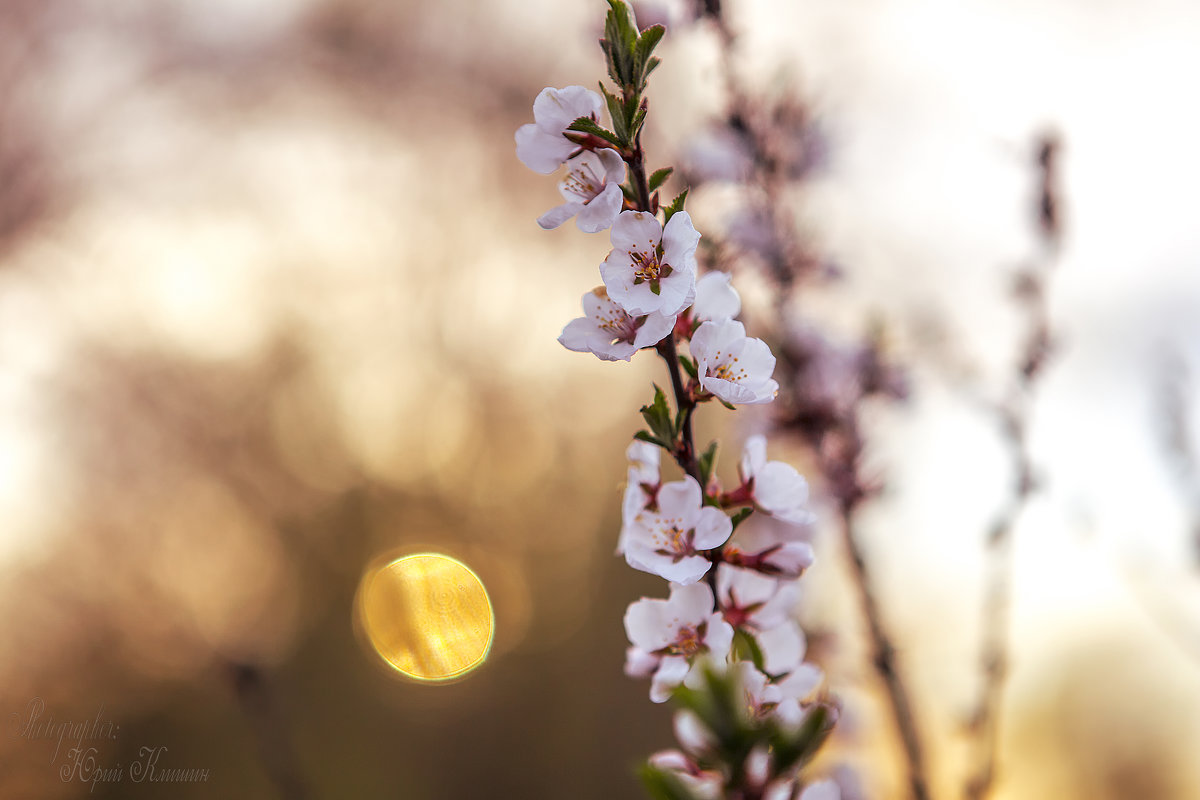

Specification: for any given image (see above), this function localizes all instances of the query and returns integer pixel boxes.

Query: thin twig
[836,496,932,800]
[228,661,308,800]
[963,132,1062,800]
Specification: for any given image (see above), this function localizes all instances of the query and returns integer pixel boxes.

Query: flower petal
[692,506,733,550]
[575,182,623,233]
[610,210,663,255]
[538,201,587,230]
[758,622,805,674]
[662,211,701,268]
[533,85,602,133]
[632,311,677,350]
[740,434,768,480]
[596,147,628,182]
[515,124,576,174]
[693,271,742,323]
[650,656,691,702]
[625,596,676,652]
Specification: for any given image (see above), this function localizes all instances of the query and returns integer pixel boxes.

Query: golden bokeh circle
[356,553,494,682]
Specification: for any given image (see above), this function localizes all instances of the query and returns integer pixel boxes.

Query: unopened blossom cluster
[517,3,835,798]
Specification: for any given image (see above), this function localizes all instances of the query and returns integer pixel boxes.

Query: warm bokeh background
[2,0,1200,798]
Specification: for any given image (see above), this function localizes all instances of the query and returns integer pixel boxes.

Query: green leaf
[638,763,701,800]
[634,429,670,450]
[677,354,698,380]
[697,440,718,486]
[769,703,834,774]
[598,85,628,144]
[635,24,666,70]
[640,384,675,445]
[604,0,640,87]
[620,181,638,203]
[720,398,736,411]
[648,167,674,193]
[629,104,648,142]
[733,628,767,674]
[566,116,623,147]
[662,188,689,226]
[643,55,662,82]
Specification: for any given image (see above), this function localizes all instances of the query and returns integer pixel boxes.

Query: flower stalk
[515,2,836,797]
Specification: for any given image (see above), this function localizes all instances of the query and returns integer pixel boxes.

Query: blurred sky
[1,1,1200,799]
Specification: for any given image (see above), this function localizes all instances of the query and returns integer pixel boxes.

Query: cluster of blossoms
[516,4,836,798]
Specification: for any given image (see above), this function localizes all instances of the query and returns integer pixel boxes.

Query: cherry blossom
[623,476,732,585]
[690,319,779,405]
[624,582,734,702]
[537,149,627,233]
[559,287,676,362]
[691,270,742,325]
[739,434,815,525]
[600,210,700,316]
[716,564,798,632]
[618,439,662,555]
[515,85,603,174]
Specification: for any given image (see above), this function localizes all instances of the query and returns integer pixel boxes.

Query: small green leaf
[677,354,698,380]
[662,188,689,226]
[720,398,736,411]
[566,116,623,147]
[769,703,834,774]
[733,628,767,674]
[643,55,662,82]
[635,24,666,69]
[629,104,648,141]
[639,763,701,800]
[640,384,675,445]
[621,182,638,202]
[649,281,661,296]
[603,0,640,86]
[697,440,718,486]
[599,85,629,144]
[648,167,674,193]
[634,430,670,450]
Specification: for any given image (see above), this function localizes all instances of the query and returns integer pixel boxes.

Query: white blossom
[690,319,779,405]
[691,270,741,324]
[618,440,663,555]
[716,564,798,632]
[601,210,700,316]
[559,287,676,362]
[515,85,603,174]
[624,583,734,702]
[624,476,732,585]
[739,434,815,525]
[537,149,627,233]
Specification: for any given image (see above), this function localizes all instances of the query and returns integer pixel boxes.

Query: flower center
[632,250,662,283]
[655,523,695,561]
[711,355,746,383]
[592,291,639,343]
[671,625,704,657]
[563,161,603,201]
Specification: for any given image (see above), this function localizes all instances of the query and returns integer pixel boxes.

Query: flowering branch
[516,3,836,798]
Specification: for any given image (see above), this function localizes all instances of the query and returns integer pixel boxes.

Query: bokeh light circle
[355,553,494,682]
